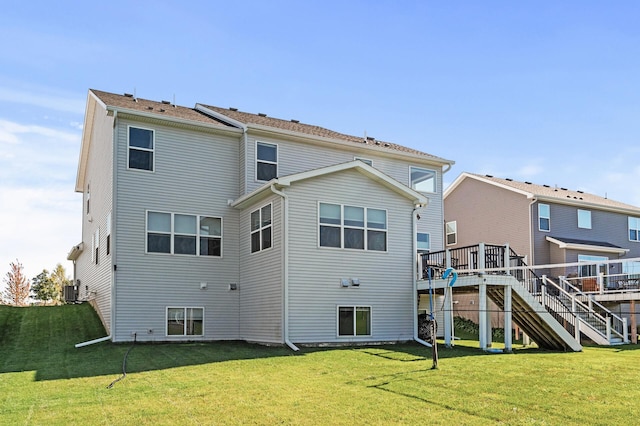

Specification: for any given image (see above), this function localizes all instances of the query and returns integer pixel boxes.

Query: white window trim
[409,166,437,194]
[165,306,205,337]
[417,232,431,252]
[145,210,223,257]
[577,209,592,229]
[250,203,273,254]
[106,212,112,256]
[337,305,372,337]
[538,203,551,232]
[127,125,155,172]
[318,202,388,252]
[445,221,457,246]
[354,157,373,166]
[255,140,278,182]
[629,216,640,242]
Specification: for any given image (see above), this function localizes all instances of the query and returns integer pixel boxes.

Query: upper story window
[251,204,272,253]
[410,167,436,193]
[445,221,457,245]
[128,126,154,171]
[147,211,222,256]
[577,209,591,229]
[629,217,640,242]
[538,204,550,232]
[417,232,430,253]
[319,203,387,251]
[256,141,277,181]
[354,157,373,166]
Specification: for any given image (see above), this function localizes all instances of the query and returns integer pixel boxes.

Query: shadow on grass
[0,304,590,383]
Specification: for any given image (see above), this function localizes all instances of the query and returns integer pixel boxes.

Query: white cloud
[0,86,85,115]
[0,119,79,144]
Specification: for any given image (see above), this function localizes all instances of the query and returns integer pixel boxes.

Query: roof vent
[124,93,133,98]
[525,181,532,185]
[384,143,390,147]
[506,178,512,181]
[543,184,550,188]
[159,108,166,112]
[147,106,153,110]
[229,107,238,111]
[258,113,267,117]
[486,174,493,178]
[577,190,584,193]
[375,141,381,145]
[161,100,170,105]
[290,119,299,123]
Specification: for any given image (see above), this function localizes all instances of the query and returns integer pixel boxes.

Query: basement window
[167,307,204,336]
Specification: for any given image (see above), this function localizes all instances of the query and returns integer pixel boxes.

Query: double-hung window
[251,204,272,253]
[167,307,204,336]
[417,232,431,253]
[538,204,550,232]
[410,167,436,193]
[147,211,222,256]
[319,203,387,251]
[128,126,154,171]
[630,217,640,242]
[338,306,371,336]
[256,141,277,181]
[445,221,457,245]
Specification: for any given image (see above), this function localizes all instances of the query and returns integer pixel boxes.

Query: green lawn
[1,304,639,425]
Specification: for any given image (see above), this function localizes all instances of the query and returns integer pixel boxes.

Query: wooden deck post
[631,300,637,344]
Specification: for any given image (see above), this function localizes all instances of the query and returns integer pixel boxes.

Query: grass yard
[1,304,640,425]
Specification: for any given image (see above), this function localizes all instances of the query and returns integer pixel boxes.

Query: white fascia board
[444,172,534,200]
[545,236,629,255]
[246,123,454,168]
[111,108,243,136]
[67,242,84,261]
[194,104,247,130]
[231,160,429,210]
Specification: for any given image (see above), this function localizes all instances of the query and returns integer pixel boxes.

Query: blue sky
[1,1,639,280]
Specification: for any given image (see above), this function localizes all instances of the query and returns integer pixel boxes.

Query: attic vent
[124,93,134,98]
[525,181,532,184]
[375,141,381,145]
[147,106,153,110]
[229,107,238,111]
[506,178,512,181]
[290,119,299,123]
[258,113,267,117]
[161,100,170,105]
[384,143,390,147]
[485,174,493,178]
[579,197,583,200]
[577,190,584,193]
[561,187,568,190]
[366,136,375,141]
[159,108,166,112]
[543,184,550,188]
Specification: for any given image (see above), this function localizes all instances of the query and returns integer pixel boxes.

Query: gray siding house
[444,173,640,281]
[68,89,454,347]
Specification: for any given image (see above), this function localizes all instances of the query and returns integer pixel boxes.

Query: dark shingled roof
[549,237,622,249]
[89,89,451,163]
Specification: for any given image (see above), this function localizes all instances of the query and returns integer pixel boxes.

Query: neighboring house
[68,89,454,347]
[444,173,640,282]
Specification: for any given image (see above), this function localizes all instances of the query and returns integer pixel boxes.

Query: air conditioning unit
[64,285,78,303]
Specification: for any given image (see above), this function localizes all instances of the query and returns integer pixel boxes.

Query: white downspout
[75,335,111,348]
[269,185,299,351]
[413,204,432,348]
[110,110,118,342]
[528,197,537,266]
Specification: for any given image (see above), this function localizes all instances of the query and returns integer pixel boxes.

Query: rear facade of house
[70,89,453,345]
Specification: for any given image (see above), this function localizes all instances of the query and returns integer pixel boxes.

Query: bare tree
[3,260,30,306]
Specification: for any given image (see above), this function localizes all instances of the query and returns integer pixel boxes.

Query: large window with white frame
[146,211,222,256]
[538,203,550,232]
[128,126,154,171]
[256,141,277,181]
[577,209,591,229]
[417,232,430,253]
[319,203,387,251]
[250,204,272,253]
[445,221,457,246]
[629,217,640,242]
[338,306,371,336]
[410,167,436,193]
[167,307,204,336]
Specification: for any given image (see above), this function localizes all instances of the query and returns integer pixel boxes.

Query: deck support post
[479,282,489,349]
[503,283,512,352]
[444,286,453,347]
[631,300,637,344]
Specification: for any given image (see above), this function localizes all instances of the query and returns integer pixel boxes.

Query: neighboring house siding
[112,117,241,342]
[244,134,446,249]
[238,194,284,343]
[76,104,114,332]
[445,178,531,260]
[285,169,415,343]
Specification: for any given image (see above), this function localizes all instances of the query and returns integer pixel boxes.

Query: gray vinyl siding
[238,194,284,343]
[112,117,240,342]
[75,104,114,333]
[244,134,445,250]
[285,168,416,343]
[533,201,640,266]
[445,178,531,260]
